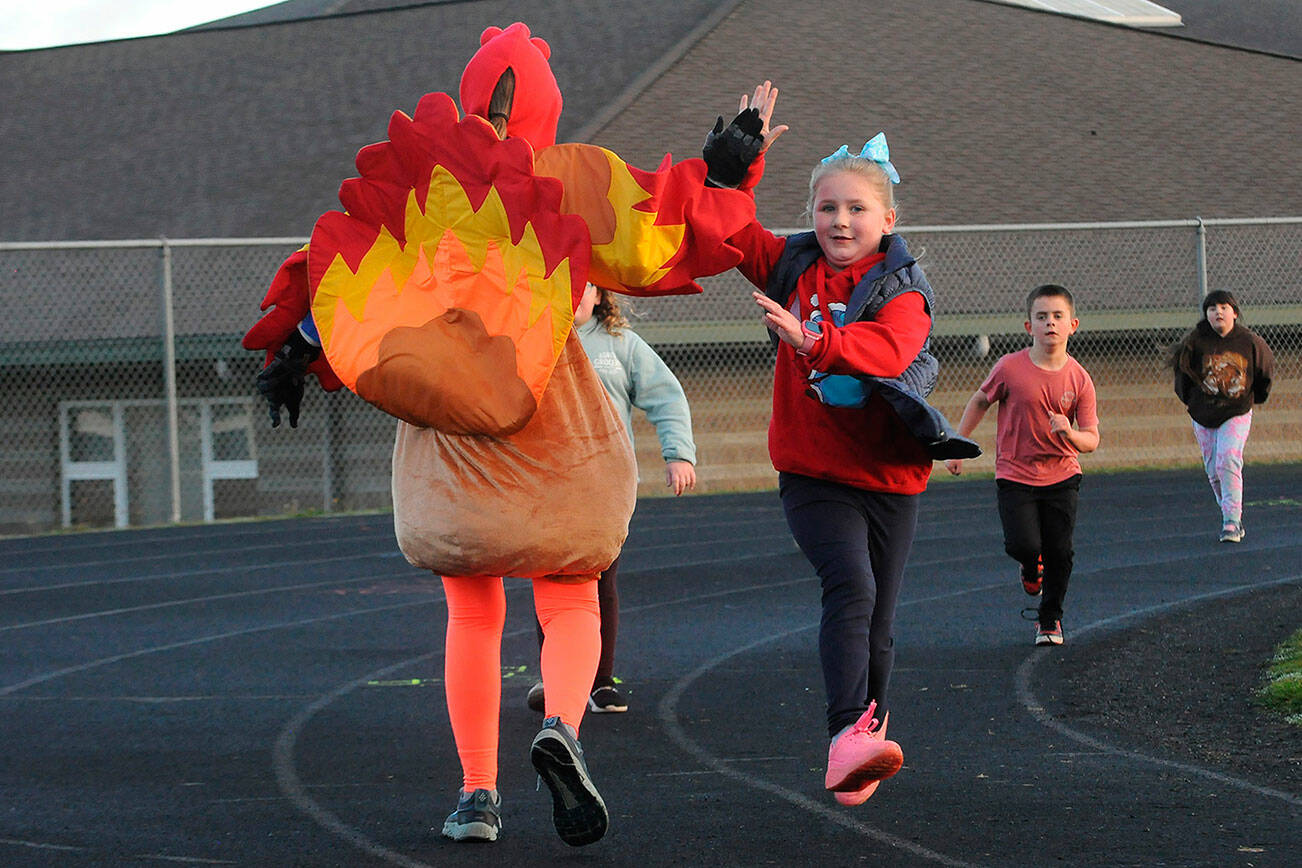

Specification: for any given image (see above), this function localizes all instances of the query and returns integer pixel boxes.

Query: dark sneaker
[526,681,545,712]
[441,788,501,842]
[1219,522,1244,543]
[1035,620,1064,646]
[1021,555,1043,596]
[588,681,628,714]
[530,716,608,846]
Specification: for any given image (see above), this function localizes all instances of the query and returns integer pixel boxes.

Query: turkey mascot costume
[243,23,757,846]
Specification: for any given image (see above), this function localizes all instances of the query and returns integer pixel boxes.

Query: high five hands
[702,80,789,187]
[737,80,789,154]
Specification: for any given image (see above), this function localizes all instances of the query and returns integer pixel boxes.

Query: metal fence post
[161,239,182,524]
[1194,216,1208,300]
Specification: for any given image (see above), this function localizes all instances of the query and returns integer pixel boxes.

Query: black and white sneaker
[588,680,628,713]
[440,788,501,842]
[1035,620,1064,646]
[530,716,608,846]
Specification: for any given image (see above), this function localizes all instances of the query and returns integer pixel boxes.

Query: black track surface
[2,466,1299,867]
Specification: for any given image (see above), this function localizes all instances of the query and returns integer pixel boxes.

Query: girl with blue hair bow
[702,83,973,807]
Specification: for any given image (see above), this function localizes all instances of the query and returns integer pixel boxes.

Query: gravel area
[1044,582,1302,794]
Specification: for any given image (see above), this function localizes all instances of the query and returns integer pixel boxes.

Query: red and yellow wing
[307,92,591,435]
[533,143,757,297]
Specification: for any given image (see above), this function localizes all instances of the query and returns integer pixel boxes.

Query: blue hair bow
[821,133,900,184]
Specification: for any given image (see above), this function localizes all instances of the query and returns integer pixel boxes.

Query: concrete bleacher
[628,345,1300,497]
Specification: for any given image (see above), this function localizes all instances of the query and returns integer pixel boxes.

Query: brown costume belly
[391,331,636,581]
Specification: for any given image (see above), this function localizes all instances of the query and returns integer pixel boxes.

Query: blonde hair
[803,157,895,223]
[592,287,630,336]
[487,68,515,138]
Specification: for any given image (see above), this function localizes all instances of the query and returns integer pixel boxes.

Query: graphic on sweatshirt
[1200,351,1249,399]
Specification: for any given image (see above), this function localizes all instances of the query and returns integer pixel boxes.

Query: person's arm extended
[626,333,697,494]
[944,390,992,475]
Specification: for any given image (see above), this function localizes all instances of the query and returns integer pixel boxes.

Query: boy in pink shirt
[945,285,1100,646]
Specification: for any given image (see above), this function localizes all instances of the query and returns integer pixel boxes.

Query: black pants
[779,472,919,737]
[996,475,1081,627]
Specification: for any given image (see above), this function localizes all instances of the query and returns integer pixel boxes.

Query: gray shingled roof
[1,0,1297,245]
[0,0,735,241]
[589,0,1301,227]
[1139,0,1301,58]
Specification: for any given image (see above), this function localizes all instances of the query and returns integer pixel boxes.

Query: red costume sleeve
[241,247,344,392]
[533,143,757,297]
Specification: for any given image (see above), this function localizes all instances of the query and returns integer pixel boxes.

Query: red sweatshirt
[729,220,933,494]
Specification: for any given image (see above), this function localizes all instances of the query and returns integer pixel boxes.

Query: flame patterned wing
[307,92,591,435]
[533,143,756,297]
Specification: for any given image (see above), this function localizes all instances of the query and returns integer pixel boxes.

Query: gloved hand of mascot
[256,329,321,428]
[702,107,765,188]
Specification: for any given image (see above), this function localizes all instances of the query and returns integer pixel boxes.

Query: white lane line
[1,694,319,703]
[622,533,792,556]
[0,836,87,852]
[137,854,237,864]
[656,582,1001,868]
[268,557,1302,867]
[0,514,392,559]
[0,595,442,696]
[907,528,1302,578]
[0,570,430,634]
[273,658,442,868]
[1015,573,1302,807]
[0,542,403,595]
[0,530,390,578]
[269,575,821,867]
[271,582,548,868]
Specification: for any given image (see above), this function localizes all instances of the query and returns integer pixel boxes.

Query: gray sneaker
[1219,521,1245,543]
[530,716,608,846]
[441,788,501,842]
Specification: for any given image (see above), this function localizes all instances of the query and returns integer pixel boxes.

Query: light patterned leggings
[1192,410,1252,524]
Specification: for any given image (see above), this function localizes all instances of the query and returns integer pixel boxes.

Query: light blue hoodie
[576,317,696,466]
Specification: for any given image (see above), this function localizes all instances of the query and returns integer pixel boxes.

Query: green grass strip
[1258,628,1302,726]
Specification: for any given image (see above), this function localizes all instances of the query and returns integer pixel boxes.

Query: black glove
[702,107,764,188]
[256,329,320,428]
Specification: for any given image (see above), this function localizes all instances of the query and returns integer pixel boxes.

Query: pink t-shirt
[980,348,1099,486]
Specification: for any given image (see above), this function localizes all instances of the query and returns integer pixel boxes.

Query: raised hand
[703,80,789,188]
[738,80,789,153]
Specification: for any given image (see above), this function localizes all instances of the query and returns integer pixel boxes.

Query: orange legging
[442,574,600,791]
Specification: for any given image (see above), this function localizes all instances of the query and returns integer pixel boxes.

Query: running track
[1,466,1299,866]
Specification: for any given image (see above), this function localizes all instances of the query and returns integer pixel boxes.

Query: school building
[1,0,1298,533]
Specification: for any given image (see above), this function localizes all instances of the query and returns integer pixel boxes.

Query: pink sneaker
[825,702,903,796]
[832,711,896,805]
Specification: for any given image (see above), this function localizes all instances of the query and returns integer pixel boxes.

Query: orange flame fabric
[534,143,754,297]
[241,20,760,582]
[306,93,589,432]
[286,91,755,434]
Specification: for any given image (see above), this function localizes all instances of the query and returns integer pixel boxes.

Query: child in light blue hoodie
[528,282,697,713]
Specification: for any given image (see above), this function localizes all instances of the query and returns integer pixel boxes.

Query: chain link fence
[2,217,1298,534]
